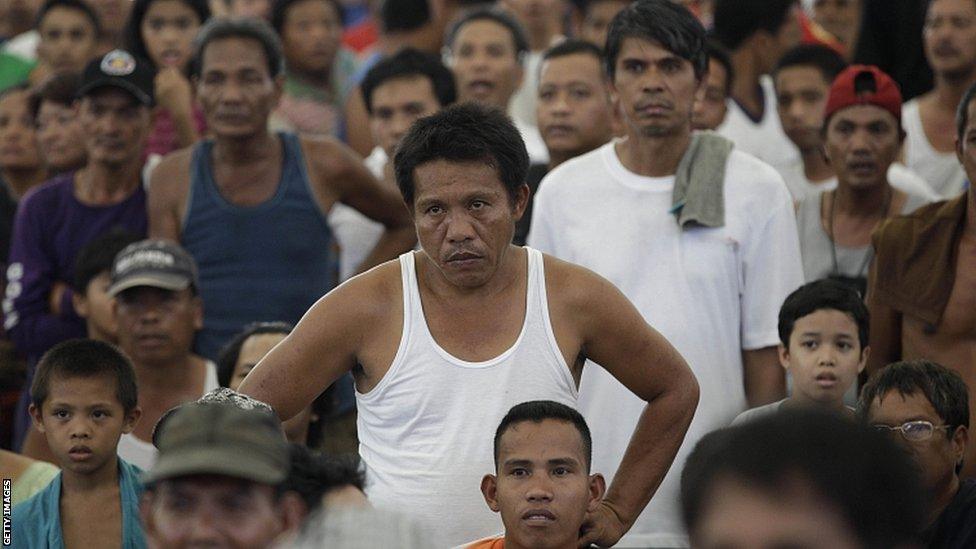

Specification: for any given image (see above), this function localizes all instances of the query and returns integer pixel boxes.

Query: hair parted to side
[393,102,528,205]
[493,400,592,472]
[604,0,708,81]
[32,339,139,413]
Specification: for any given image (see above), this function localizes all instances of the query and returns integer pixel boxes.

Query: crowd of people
[1,0,975,547]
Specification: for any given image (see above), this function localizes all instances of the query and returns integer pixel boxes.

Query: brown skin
[481,419,606,549]
[775,65,834,184]
[35,100,87,174]
[0,89,47,198]
[866,390,967,527]
[148,37,415,269]
[867,99,976,477]
[36,6,99,75]
[610,36,784,405]
[691,57,729,131]
[914,0,976,156]
[812,0,862,56]
[580,0,628,49]
[29,375,141,549]
[238,157,699,547]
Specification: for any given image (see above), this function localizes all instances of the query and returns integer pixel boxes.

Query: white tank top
[902,100,968,198]
[356,248,578,547]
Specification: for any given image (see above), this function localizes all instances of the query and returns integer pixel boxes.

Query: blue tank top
[182,132,337,359]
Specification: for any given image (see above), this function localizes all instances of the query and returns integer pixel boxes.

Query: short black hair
[29,71,83,119]
[712,0,797,51]
[604,0,708,81]
[282,443,366,514]
[773,44,848,86]
[493,400,592,472]
[446,7,530,61]
[378,0,430,33]
[705,38,734,97]
[36,0,101,36]
[859,360,971,435]
[193,16,284,78]
[125,0,210,70]
[72,229,142,294]
[681,409,924,548]
[360,47,457,114]
[32,339,139,413]
[541,38,605,70]
[394,102,528,205]
[956,81,976,141]
[271,0,341,35]
[216,321,293,388]
[777,279,869,349]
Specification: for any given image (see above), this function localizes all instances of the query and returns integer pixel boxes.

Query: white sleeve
[526,175,558,255]
[739,180,804,350]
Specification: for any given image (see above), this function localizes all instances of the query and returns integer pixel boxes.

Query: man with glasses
[860,360,976,546]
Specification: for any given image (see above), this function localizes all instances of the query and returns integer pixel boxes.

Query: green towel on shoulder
[670,131,734,228]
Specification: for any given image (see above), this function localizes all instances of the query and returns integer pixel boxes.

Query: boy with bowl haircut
[13,338,145,548]
[733,279,870,424]
[466,400,606,549]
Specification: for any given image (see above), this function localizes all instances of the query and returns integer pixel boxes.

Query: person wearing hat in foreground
[110,239,221,472]
[140,400,304,548]
[793,64,932,295]
[11,49,155,460]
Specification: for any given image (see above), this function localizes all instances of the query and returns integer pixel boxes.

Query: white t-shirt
[717,75,800,175]
[329,147,387,281]
[117,360,219,471]
[902,99,968,199]
[528,141,804,547]
[779,159,941,203]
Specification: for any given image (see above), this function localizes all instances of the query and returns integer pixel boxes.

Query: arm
[237,271,377,421]
[155,68,201,148]
[342,86,375,157]
[147,152,190,241]
[742,347,785,407]
[567,266,699,546]
[307,140,416,272]
[3,196,84,355]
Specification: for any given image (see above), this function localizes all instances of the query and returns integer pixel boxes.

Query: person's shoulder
[539,250,618,306]
[149,147,194,188]
[298,134,364,178]
[325,255,403,314]
[12,473,59,523]
[724,150,791,200]
[730,399,786,426]
[874,196,959,242]
[18,172,73,210]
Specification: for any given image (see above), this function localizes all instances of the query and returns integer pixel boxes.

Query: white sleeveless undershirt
[356,248,578,547]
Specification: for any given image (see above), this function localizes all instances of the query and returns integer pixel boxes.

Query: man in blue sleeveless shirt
[147,18,415,360]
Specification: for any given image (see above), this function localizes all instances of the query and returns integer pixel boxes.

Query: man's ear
[587,473,607,513]
[512,183,530,221]
[481,474,500,512]
[953,425,969,468]
[276,492,308,538]
[29,403,45,433]
[123,405,142,435]
[73,292,89,318]
[857,345,871,374]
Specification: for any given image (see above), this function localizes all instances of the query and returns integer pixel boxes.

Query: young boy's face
[782,309,868,406]
[30,374,139,476]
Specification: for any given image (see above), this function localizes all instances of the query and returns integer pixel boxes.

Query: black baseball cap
[108,239,199,297]
[78,49,156,107]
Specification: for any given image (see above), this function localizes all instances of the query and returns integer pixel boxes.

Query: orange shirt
[465,536,505,548]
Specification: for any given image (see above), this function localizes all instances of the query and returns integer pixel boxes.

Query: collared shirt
[11,458,147,549]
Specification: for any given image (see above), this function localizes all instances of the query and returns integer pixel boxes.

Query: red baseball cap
[824,65,902,122]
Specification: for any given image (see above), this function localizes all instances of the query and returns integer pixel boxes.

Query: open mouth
[815,372,837,387]
[522,509,556,525]
[544,124,576,138]
[467,80,496,97]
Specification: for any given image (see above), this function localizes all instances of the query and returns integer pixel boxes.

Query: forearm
[743,346,785,407]
[603,380,698,529]
[171,106,201,148]
[354,226,416,274]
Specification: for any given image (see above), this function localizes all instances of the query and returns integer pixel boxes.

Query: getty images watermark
[2,478,10,546]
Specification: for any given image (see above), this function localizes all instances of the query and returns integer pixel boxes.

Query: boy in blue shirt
[12,339,145,548]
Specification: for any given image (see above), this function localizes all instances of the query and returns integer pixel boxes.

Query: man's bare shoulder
[540,252,617,309]
[318,256,404,320]
[299,135,361,178]
[149,148,193,195]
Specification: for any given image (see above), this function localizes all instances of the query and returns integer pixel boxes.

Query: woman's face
[35,100,87,172]
[140,0,202,70]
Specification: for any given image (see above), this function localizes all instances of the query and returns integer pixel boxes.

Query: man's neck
[932,71,976,112]
[74,161,141,205]
[926,476,961,529]
[212,131,279,165]
[615,130,691,178]
[799,146,834,183]
[60,454,119,494]
[503,533,576,549]
[729,47,764,119]
[547,149,579,171]
[289,67,331,89]
[833,181,891,217]
[2,166,47,199]
[419,245,523,301]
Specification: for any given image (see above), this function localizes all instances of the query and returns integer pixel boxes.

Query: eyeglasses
[872,420,952,442]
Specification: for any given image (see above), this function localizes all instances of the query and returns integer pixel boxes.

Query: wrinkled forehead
[200,36,271,75]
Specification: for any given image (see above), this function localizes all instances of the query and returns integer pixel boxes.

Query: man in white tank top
[239,103,699,547]
[901,0,975,198]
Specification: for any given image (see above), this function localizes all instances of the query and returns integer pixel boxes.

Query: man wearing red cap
[867,81,976,478]
[794,65,933,295]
